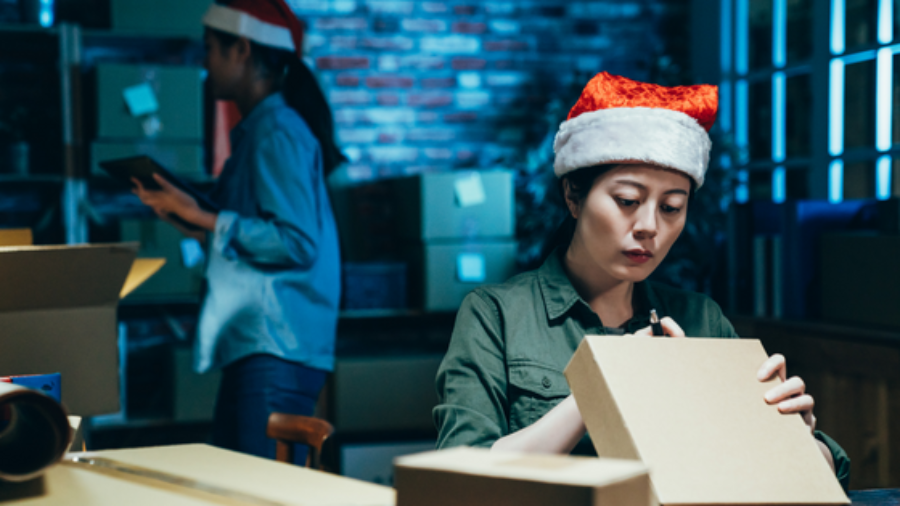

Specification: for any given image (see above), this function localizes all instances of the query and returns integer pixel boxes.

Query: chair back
[266,413,335,469]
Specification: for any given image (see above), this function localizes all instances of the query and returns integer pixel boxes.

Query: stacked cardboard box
[391,170,517,312]
[93,64,205,179]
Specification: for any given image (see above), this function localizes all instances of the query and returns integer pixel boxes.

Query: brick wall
[293,0,687,182]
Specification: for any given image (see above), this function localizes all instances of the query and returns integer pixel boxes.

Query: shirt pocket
[507,362,570,433]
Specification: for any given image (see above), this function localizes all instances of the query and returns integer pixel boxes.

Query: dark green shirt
[434,248,851,490]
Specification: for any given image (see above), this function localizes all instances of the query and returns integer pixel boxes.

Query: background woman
[434,72,850,489]
[133,0,344,464]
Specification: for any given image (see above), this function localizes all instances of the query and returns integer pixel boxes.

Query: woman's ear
[562,178,580,219]
[233,36,252,64]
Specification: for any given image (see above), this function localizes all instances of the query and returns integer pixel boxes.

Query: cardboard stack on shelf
[92,63,205,179]
[391,170,517,312]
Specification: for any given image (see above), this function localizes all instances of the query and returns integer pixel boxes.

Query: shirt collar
[229,92,287,147]
[537,247,663,327]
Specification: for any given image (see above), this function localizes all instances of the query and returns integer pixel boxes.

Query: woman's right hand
[630,317,686,337]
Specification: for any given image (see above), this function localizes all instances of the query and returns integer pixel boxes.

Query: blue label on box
[7,373,61,403]
[457,253,486,283]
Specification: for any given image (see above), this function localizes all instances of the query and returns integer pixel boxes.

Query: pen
[650,309,663,336]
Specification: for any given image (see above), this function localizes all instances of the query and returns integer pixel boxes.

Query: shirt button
[542,376,552,388]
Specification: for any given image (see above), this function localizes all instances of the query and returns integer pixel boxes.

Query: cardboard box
[407,240,517,312]
[0,444,394,505]
[110,0,211,38]
[120,219,205,302]
[0,242,163,416]
[0,228,32,247]
[97,64,204,141]
[92,141,205,179]
[333,354,442,432]
[821,232,900,328]
[565,337,849,505]
[394,447,650,506]
[391,171,515,241]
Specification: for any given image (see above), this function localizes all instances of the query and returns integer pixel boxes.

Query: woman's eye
[661,204,682,214]
[617,198,638,207]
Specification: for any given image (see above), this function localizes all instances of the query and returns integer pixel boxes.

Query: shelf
[0,174,65,183]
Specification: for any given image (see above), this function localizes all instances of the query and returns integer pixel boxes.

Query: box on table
[0,239,163,416]
[406,240,517,312]
[0,444,394,505]
[110,0,211,38]
[96,64,204,141]
[394,447,650,506]
[92,141,205,179]
[821,232,900,328]
[391,170,515,241]
[120,219,205,302]
[565,337,849,505]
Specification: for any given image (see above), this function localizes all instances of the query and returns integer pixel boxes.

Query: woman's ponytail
[283,58,346,176]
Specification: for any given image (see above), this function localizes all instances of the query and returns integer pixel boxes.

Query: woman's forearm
[491,395,586,454]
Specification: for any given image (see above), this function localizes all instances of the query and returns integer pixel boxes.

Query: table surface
[850,489,900,506]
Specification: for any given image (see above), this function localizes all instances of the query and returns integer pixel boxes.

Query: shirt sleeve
[213,130,323,268]
[815,430,851,491]
[434,290,509,449]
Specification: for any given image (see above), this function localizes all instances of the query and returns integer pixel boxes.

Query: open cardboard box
[565,337,849,506]
[0,444,395,505]
[394,447,650,506]
[0,229,164,416]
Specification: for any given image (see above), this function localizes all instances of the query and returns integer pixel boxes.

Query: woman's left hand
[757,353,816,432]
[132,174,216,232]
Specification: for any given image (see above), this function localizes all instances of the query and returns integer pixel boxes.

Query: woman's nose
[633,206,658,239]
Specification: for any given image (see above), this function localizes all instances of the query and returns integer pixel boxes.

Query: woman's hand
[757,354,835,471]
[132,174,217,233]
[630,317,686,338]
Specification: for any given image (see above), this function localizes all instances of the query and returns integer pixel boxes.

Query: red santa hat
[202,0,304,57]
[553,72,718,188]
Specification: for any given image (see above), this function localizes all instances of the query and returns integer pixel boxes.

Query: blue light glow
[877,48,893,151]
[879,0,893,44]
[829,160,844,203]
[736,80,748,164]
[720,80,733,132]
[773,72,786,162]
[877,155,892,200]
[774,0,786,67]
[39,0,52,27]
[842,50,878,64]
[829,59,845,156]
[831,0,845,55]
[736,169,749,204]
[736,0,748,75]
[721,0,733,73]
[772,167,787,203]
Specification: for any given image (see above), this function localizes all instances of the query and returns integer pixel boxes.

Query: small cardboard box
[394,447,651,506]
[391,170,515,241]
[565,337,850,505]
[0,444,395,505]
[0,241,163,416]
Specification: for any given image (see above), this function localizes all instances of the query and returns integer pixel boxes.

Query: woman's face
[567,164,691,283]
[203,31,245,100]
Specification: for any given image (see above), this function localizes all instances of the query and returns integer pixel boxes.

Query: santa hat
[202,0,304,57]
[553,72,718,188]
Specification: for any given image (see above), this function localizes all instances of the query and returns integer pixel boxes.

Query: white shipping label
[454,172,487,208]
[457,253,486,283]
[123,82,160,117]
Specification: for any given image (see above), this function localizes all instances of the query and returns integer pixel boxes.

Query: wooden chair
[266,412,335,469]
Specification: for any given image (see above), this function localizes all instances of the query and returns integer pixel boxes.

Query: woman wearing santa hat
[434,72,850,488]
[133,0,343,464]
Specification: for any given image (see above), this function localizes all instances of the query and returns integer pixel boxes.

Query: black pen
[650,309,663,336]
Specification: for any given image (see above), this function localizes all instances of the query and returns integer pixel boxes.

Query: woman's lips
[623,250,653,264]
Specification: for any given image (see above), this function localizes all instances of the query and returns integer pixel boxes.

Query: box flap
[566,337,850,505]
[0,228,33,247]
[0,243,138,312]
[120,258,167,299]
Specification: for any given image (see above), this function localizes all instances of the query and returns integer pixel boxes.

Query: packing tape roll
[0,382,70,482]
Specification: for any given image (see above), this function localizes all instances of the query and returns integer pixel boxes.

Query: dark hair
[210,29,346,176]
[543,164,697,258]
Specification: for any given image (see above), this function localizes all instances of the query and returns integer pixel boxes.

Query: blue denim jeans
[212,354,327,465]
